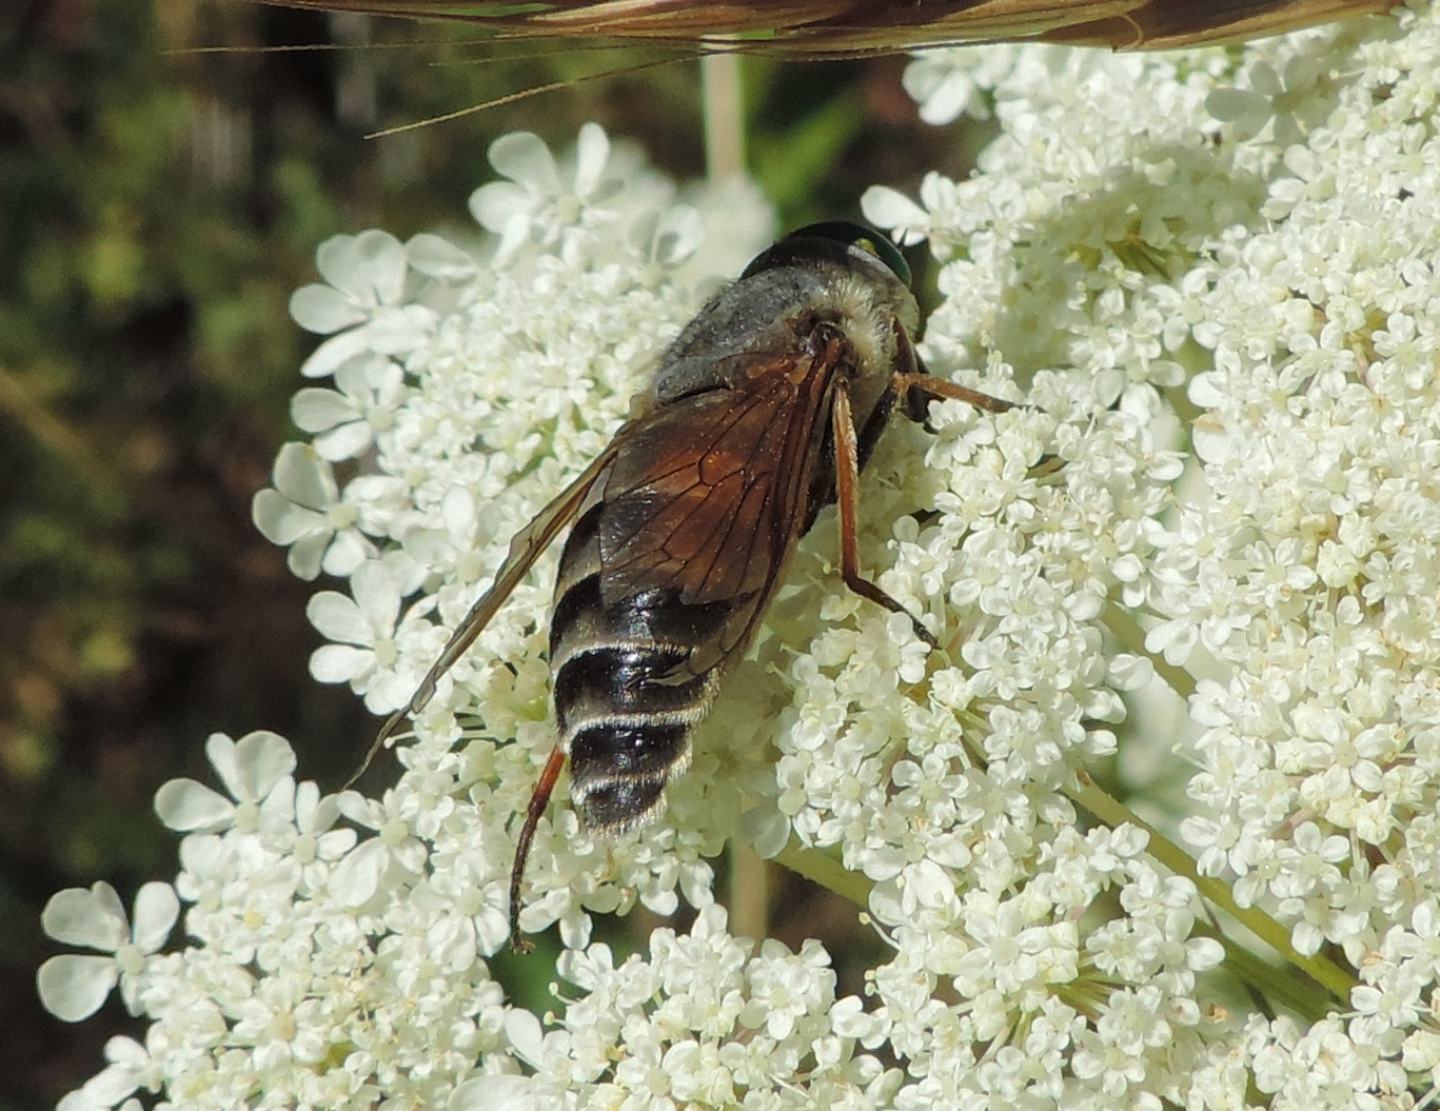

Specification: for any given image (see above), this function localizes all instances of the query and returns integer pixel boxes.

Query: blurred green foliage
[0,2,972,1103]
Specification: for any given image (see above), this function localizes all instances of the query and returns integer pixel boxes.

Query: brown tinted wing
[350,436,626,785]
[598,348,839,654]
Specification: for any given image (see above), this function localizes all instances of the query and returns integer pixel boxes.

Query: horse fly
[359,222,1015,950]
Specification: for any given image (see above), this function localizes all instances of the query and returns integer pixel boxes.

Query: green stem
[1067,768,1357,1005]
[1102,602,1198,702]
[772,838,874,907]
[1192,921,1332,1023]
[701,53,744,180]
[728,841,771,941]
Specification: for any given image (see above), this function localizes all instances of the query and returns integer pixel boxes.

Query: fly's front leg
[897,369,1068,478]
[894,370,1018,420]
[888,325,1019,421]
[887,331,1066,475]
[831,378,939,650]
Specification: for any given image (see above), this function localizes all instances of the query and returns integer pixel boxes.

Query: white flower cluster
[452,905,895,1110]
[860,1,1440,1105]
[36,3,1440,1106]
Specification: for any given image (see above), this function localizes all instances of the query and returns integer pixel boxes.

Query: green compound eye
[786,221,912,287]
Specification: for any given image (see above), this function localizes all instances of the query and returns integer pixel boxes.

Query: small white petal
[310,643,373,684]
[363,670,413,714]
[441,486,477,537]
[655,205,704,266]
[228,731,298,802]
[313,421,374,462]
[289,284,366,334]
[272,443,337,510]
[1192,415,1231,463]
[307,591,371,645]
[504,1008,544,1066]
[154,777,235,832]
[407,233,478,281]
[368,304,434,354]
[300,329,371,380]
[352,561,401,631]
[38,955,120,1022]
[287,533,329,581]
[320,530,372,577]
[314,234,363,296]
[103,1035,148,1071]
[1248,61,1281,96]
[572,122,611,196]
[203,733,243,799]
[353,229,408,305]
[1106,653,1154,691]
[129,883,179,953]
[917,73,976,126]
[42,884,128,950]
[861,186,929,245]
[488,131,559,191]
[1205,88,1263,124]
[252,489,323,546]
[78,1037,147,1104]
[468,182,530,235]
[450,1075,534,1111]
[290,388,357,434]
[330,838,387,906]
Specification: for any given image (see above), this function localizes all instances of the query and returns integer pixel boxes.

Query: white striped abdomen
[548,501,737,832]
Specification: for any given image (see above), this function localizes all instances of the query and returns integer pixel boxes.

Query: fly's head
[747,222,921,427]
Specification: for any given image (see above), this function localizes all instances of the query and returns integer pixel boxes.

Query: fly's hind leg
[509,744,567,953]
[831,379,939,650]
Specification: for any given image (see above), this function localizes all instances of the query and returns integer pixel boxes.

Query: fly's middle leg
[831,379,939,650]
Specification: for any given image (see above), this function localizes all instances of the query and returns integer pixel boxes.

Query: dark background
[0,2,988,1103]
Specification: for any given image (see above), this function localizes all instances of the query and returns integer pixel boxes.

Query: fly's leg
[894,369,1018,419]
[832,378,939,650]
[509,744,567,953]
[892,361,1067,475]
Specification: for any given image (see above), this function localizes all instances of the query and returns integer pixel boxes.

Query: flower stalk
[773,837,874,908]
[1066,766,1359,1005]
[1103,601,1198,702]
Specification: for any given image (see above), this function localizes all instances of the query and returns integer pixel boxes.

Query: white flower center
[115,944,145,976]
[234,800,261,834]
[555,194,582,224]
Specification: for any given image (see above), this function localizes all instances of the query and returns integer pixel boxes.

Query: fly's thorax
[647,247,917,408]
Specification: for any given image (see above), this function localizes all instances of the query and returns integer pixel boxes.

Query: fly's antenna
[509,746,567,952]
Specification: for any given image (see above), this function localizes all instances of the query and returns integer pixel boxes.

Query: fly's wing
[349,437,627,785]
[598,340,843,677]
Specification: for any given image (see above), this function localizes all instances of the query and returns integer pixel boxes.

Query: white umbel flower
[38,882,178,1022]
[40,11,1440,1098]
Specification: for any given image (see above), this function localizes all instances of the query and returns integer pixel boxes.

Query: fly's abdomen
[548,502,734,832]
